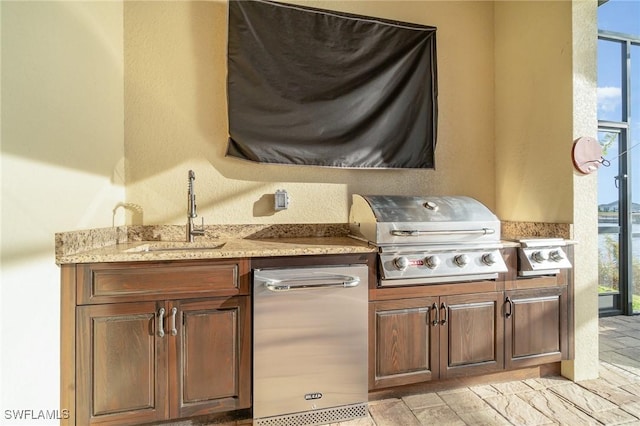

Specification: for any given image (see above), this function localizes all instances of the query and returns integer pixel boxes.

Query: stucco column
[562,0,599,381]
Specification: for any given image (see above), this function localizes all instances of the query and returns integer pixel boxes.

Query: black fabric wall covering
[226,0,438,169]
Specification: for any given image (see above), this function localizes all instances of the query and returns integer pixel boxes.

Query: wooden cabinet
[77,302,167,425]
[440,292,504,379]
[505,279,569,369]
[174,297,249,418]
[370,291,504,389]
[369,247,574,390]
[63,259,251,426]
[371,297,438,389]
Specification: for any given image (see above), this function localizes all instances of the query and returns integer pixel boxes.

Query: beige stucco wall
[124,1,497,225]
[495,0,599,381]
[494,1,574,224]
[1,1,125,419]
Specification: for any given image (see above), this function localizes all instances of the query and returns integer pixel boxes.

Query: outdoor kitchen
[1,1,600,426]
[54,191,576,425]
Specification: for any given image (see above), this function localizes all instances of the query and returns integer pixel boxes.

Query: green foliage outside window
[599,234,640,311]
[599,234,619,292]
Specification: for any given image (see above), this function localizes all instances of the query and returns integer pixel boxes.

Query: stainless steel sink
[123,241,226,253]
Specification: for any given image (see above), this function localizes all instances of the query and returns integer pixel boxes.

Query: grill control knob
[531,251,548,263]
[394,256,410,271]
[424,201,439,211]
[425,255,441,269]
[549,250,564,262]
[482,252,497,266]
[454,254,469,267]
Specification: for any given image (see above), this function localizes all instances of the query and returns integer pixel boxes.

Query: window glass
[598,130,621,295]
[598,0,640,36]
[632,43,640,148]
[631,44,640,313]
[597,39,624,122]
[597,0,640,314]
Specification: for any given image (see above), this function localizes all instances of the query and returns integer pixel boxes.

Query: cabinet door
[77,302,168,426]
[505,286,568,369]
[439,292,504,379]
[370,298,439,389]
[170,296,251,418]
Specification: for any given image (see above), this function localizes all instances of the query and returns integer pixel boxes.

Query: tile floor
[357,315,640,426]
[166,315,640,426]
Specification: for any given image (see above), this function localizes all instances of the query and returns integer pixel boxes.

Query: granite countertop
[55,224,376,265]
[57,237,375,264]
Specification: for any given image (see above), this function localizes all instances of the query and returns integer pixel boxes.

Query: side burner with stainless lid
[513,238,572,277]
[349,195,508,286]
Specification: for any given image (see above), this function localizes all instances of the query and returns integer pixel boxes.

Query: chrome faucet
[187,170,205,242]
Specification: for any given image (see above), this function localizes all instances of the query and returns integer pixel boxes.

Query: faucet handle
[194,217,205,234]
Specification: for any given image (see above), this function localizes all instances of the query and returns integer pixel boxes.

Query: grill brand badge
[304,392,323,400]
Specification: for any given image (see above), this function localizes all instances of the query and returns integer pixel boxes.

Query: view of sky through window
[598,0,640,35]
[597,0,640,207]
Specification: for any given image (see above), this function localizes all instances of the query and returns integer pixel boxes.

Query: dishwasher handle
[263,275,361,292]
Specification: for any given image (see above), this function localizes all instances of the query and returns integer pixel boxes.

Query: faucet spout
[188,170,197,218]
[187,170,205,242]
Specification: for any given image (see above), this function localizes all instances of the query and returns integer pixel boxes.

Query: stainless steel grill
[349,194,508,286]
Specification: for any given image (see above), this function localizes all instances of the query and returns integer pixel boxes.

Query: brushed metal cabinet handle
[440,302,448,325]
[431,303,439,326]
[505,297,513,319]
[157,307,166,338]
[170,307,178,336]
[264,275,360,292]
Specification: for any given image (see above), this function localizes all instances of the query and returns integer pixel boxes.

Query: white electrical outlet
[274,190,289,210]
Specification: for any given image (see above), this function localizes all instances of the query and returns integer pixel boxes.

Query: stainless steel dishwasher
[253,264,368,426]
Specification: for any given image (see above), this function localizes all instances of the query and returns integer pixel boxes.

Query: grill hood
[349,195,501,246]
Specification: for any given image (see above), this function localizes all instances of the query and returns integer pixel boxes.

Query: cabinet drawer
[506,269,568,290]
[77,259,250,304]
